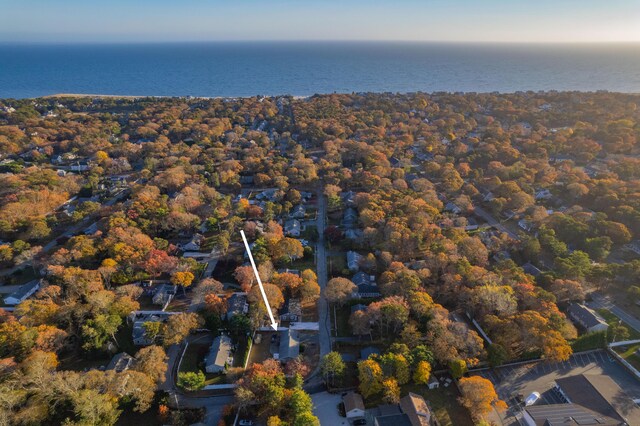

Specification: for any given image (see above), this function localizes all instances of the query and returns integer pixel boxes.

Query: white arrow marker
[240,230,278,331]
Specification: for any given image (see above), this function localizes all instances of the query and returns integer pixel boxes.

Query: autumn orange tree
[458,376,507,421]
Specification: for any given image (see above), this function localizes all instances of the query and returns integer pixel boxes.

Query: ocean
[1,42,639,99]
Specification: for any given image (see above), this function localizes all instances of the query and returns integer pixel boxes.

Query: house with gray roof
[205,335,233,373]
[284,219,301,237]
[3,279,41,306]
[106,352,135,372]
[226,293,249,320]
[276,329,300,361]
[567,303,609,333]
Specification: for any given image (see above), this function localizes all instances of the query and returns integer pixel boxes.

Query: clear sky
[1,0,639,43]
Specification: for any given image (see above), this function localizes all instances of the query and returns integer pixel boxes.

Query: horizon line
[2,39,640,45]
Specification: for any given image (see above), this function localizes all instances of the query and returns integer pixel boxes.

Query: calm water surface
[1,42,639,98]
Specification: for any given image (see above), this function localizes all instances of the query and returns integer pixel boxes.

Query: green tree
[178,371,206,391]
[320,351,346,386]
[81,314,122,351]
[449,359,467,379]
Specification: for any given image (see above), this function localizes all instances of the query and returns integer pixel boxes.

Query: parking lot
[472,350,640,425]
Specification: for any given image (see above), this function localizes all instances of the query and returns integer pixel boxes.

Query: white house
[343,392,366,424]
[567,303,609,333]
[347,251,363,272]
[3,279,41,305]
[204,335,233,373]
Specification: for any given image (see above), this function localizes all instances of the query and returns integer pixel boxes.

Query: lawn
[402,385,474,426]
[288,257,315,272]
[179,343,208,374]
[114,323,137,356]
[327,254,346,276]
[332,304,353,337]
[614,343,640,371]
[597,308,640,340]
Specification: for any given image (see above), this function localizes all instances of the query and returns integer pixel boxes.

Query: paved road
[473,205,519,240]
[315,185,331,357]
[588,292,640,333]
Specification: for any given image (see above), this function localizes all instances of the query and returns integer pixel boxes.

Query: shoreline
[40,93,312,100]
[31,90,640,101]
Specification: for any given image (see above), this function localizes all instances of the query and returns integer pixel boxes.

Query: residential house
[130,312,177,346]
[518,219,535,232]
[70,160,91,172]
[444,202,462,215]
[180,233,205,252]
[522,262,542,277]
[342,191,356,207]
[284,219,301,237]
[152,284,177,306]
[399,392,433,426]
[343,392,366,425]
[373,405,409,426]
[256,188,278,202]
[3,279,41,306]
[464,217,479,231]
[276,329,300,361]
[289,204,306,219]
[566,303,609,333]
[552,374,640,426]
[374,393,433,426]
[204,335,233,374]
[351,272,380,298]
[279,298,302,322]
[352,271,375,287]
[523,404,621,426]
[624,240,640,256]
[226,293,249,320]
[345,228,364,241]
[347,251,363,272]
[342,207,358,228]
[106,352,135,372]
[535,189,552,200]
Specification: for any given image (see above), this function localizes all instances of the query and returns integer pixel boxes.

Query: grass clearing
[614,343,640,371]
[403,384,474,426]
[597,308,640,340]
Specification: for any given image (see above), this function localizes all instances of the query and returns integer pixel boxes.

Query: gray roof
[106,352,134,372]
[343,392,365,413]
[5,279,41,302]
[227,293,248,317]
[567,303,608,329]
[278,329,300,360]
[375,414,412,426]
[555,374,640,425]
[352,271,372,286]
[205,335,233,370]
[524,404,622,426]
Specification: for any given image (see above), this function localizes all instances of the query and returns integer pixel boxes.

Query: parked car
[239,420,253,426]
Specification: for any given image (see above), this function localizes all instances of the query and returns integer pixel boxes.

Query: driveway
[312,392,349,426]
